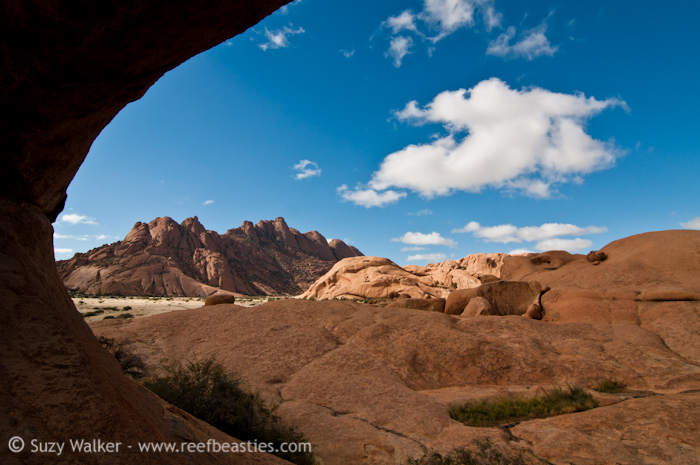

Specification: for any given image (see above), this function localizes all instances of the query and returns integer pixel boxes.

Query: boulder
[461,296,491,316]
[587,250,608,264]
[204,294,237,306]
[501,251,584,281]
[445,280,542,317]
[300,256,455,300]
[301,254,510,301]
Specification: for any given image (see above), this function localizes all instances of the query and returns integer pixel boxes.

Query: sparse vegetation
[103,316,115,320]
[98,336,147,378]
[449,386,598,427]
[593,379,627,393]
[123,306,132,311]
[142,358,314,465]
[82,310,104,317]
[405,439,530,465]
[115,313,134,319]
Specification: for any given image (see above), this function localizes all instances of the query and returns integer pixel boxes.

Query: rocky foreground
[91,230,700,464]
[57,216,362,297]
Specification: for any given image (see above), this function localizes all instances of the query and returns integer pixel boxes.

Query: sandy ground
[74,296,286,322]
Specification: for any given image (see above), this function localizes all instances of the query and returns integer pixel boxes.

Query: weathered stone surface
[444,280,542,316]
[1,1,297,463]
[501,250,584,281]
[0,199,291,465]
[92,263,700,465]
[204,294,237,306]
[385,298,446,313]
[57,216,362,296]
[461,296,491,317]
[300,256,453,300]
[587,250,608,263]
[301,253,507,300]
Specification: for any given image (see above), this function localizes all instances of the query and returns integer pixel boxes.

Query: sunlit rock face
[92,230,700,465]
[301,253,507,300]
[57,215,363,297]
[0,2,294,463]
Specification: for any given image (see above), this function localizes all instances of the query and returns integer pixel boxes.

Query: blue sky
[55,0,700,266]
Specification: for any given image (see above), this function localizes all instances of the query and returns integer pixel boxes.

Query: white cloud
[384,10,419,34]
[293,159,322,180]
[259,25,305,51]
[392,231,457,247]
[278,0,302,15]
[54,233,113,241]
[508,248,535,255]
[534,238,592,252]
[419,0,479,39]
[340,49,355,58]
[680,217,700,229]
[453,221,604,253]
[59,213,98,225]
[348,78,625,204]
[481,4,503,31]
[203,200,214,205]
[54,248,73,255]
[453,221,606,243]
[416,209,433,216]
[337,185,406,208]
[385,36,413,67]
[375,0,501,65]
[487,23,558,60]
[401,246,426,251]
[407,252,447,262]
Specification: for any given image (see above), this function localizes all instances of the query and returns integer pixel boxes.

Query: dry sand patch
[74,295,285,321]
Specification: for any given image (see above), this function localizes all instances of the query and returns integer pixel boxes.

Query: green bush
[594,379,627,393]
[123,306,132,311]
[143,358,314,465]
[405,439,529,465]
[103,316,115,320]
[449,386,598,427]
[98,336,147,379]
[116,313,134,319]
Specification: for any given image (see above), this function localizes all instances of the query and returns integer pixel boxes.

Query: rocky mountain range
[56,216,363,296]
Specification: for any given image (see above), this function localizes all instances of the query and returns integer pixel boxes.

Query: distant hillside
[56,216,363,296]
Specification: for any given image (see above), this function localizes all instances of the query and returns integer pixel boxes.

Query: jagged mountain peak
[57,216,363,297]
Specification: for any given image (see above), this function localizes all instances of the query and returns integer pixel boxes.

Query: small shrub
[82,310,104,317]
[123,306,132,311]
[405,439,530,465]
[594,379,627,393]
[143,358,314,465]
[103,316,115,320]
[116,313,134,319]
[104,306,118,311]
[449,386,598,427]
[98,336,147,379]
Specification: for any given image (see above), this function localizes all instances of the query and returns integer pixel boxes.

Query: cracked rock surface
[92,228,700,465]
